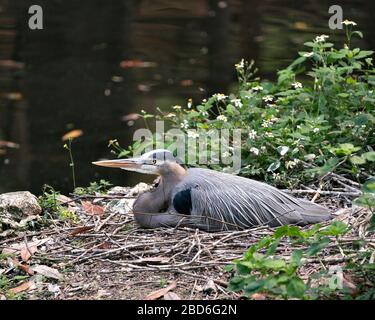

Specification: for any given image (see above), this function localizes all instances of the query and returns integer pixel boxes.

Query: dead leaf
[294,21,308,30]
[144,281,177,300]
[343,274,358,295]
[12,259,34,275]
[62,129,83,141]
[120,60,157,69]
[2,92,23,101]
[180,79,193,87]
[121,113,140,122]
[32,265,63,280]
[81,201,105,216]
[0,59,25,69]
[0,140,20,148]
[20,245,38,262]
[9,281,33,294]
[96,242,112,249]
[70,225,94,236]
[251,293,266,300]
[164,292,181,300]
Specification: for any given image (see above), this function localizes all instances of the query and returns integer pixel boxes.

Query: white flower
[270,115,279,123]
[264,132,274,138]
[200,111,209,117]
[303,52,314,57]
[285,158,300,169]
[187,98,193,109]
[202,99,207,103]
[248,129,257,140]
[272,172,280,180]
[342,20,357,26]
[313,127,320,133]
[165,113,176,118]
[261,120,270,128]
[187,130,199,139]
[250,147,259,156]
[173,105,182,110]
[231,99,243,108]
[213,93,227,101]
[262,95,274,102]
[180,120,189,129]
[315,34,329,43]
[235,59,245,69]
[216,115,228,122]
[261,146,266,151]
[251,85,263,92]
[292,82,303,89]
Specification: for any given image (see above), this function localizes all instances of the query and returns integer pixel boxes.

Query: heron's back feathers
[171,168,332,231]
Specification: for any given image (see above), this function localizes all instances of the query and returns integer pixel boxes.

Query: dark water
[0,0,374,195]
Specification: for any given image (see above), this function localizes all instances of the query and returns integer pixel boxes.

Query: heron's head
[92,149,185,175]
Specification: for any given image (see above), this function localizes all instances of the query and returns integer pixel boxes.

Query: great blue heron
[93,149,332,231]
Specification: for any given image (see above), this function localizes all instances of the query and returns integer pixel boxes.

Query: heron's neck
[133,164,187,214]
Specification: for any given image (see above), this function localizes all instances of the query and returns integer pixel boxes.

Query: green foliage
[353,179,375,232]
[38,185,78,223]
[228,222,349,299]
[73,179,113,195]
[122,23,375,188]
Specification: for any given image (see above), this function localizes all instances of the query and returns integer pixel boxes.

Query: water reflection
[0,0,374,194]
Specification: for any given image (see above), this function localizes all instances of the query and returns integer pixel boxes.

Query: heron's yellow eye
[152,160,157,164]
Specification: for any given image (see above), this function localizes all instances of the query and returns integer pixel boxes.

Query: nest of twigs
[1,182,374,300]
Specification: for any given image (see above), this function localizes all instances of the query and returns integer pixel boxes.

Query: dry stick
[95,212,118,232]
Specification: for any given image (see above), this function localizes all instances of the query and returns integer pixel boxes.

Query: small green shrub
[228,221,350,299]
[117,23,374,189]
[73,179,113,196]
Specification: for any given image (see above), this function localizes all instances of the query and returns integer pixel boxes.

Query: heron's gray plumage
[170,168,331,231]
[94,149,333,231]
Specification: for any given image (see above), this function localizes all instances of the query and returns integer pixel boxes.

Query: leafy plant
[116,22,374,189]
[73,179,113,196]
[228,221,349,299]
[354,179,375,232]
[38,185,78,222]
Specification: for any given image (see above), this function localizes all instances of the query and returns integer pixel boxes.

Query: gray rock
[0,191,42,219]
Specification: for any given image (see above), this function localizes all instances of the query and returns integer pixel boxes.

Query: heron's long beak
[92,158,141,170]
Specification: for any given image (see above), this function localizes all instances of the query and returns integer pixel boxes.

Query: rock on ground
[0,191,42,219]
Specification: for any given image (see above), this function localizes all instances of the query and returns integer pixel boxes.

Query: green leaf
[354,50,374,60]
[352,31,363,39]
[353,194,375,208]
[363,152,375,162]
[267,161,281,172]
[350,155,366,165]
[320,221,348,236]
[263,259,286,270]
[286,277,306,299]
[307,237,331,256]
[362,179,375,193]
[274,225,304,239]
[331,143,361,156]
[243,280,266,295]
[291,250,303,266]
[306,157,339,176]
[304,41,316,48]
[367,215,375,232]
[228,276,247,292]
[337,93,349,98]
